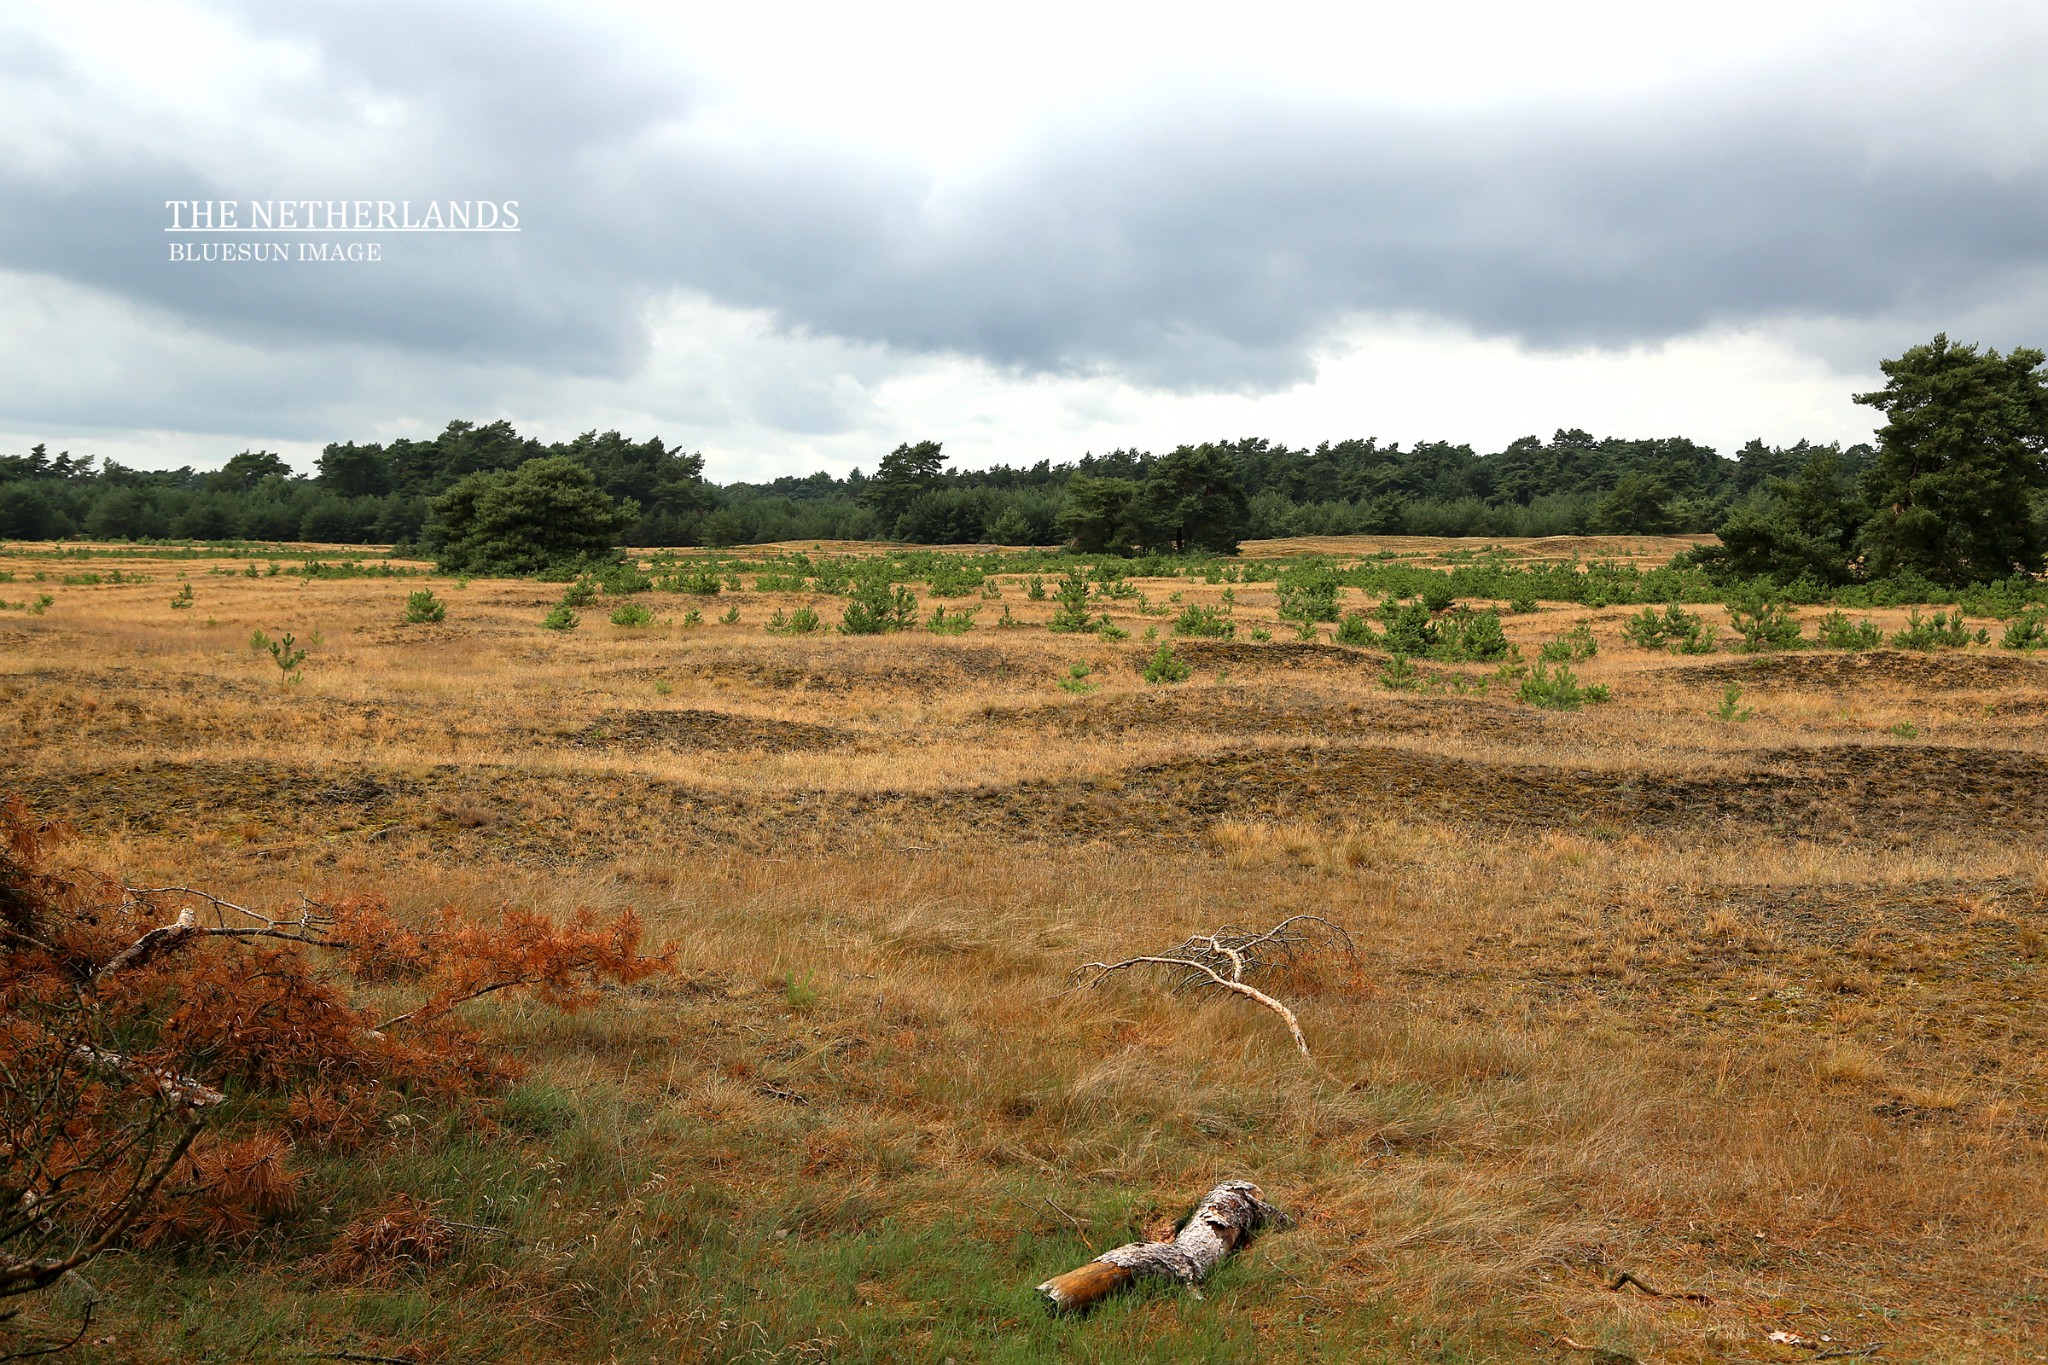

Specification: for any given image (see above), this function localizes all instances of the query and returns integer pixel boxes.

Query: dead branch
[1035,1180,1291,1314]
[1606,1267,1714,1305]
[1075,915,1351,1057]
[96,889,343,982]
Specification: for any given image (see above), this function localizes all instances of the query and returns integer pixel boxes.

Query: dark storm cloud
[4,1,2046,399]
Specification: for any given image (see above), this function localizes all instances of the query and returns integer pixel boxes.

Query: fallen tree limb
[1074,916,1350,1058]
[1035,1180,1290,1314]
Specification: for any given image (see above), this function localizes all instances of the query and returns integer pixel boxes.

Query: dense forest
[3,336,2044,587]
[0,419,1853,549]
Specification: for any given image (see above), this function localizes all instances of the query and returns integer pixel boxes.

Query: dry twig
[1607,1267,1714,1305]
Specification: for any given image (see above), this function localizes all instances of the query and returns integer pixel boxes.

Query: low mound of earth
[1682,649,2048,690]
[567,708,848,753]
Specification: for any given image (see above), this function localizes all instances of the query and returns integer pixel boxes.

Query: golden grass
[3,542,2047,1361]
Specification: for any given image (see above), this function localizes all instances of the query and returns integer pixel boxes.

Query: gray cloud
[2,0,2047,449]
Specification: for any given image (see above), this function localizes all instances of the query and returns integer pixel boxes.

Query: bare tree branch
[1074,915,1351,1057]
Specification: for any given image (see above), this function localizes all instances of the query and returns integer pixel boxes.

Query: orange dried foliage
[127,1133,301,1248]
[386,903,673,1028]
[0,795,674,1264]
[322,1194,457,1285]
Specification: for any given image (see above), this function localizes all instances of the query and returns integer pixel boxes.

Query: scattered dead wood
[1035,1180,1290,1314]
[1074,915,1351,1057]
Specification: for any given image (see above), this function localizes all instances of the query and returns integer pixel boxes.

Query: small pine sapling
[609,602,655,627]
[1141,643,1192,684]
[1713,683,1753,722]
[403,588,446,624]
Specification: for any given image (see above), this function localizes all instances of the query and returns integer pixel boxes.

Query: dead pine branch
[1073,915,1351,1057]
[1035,1180,1292,1314]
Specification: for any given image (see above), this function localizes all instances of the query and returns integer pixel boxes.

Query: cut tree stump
[1035,1180,1290,1314]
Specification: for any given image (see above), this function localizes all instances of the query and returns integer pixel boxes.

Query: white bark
[1036,1180,1289,1313]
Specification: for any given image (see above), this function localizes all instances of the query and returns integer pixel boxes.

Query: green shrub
[609,602,655,627]
[1887,720,1919,738]
[1250,626,1273,641]
[1537,623,1599,664]
[1420,583,1456,613]
[559,576,599,608]
[1891,608,1982,651]
[681,607,703,628]
[1727,594,1803,652]
[661,564,724,595]
[926,562,984,598]
[1141,643,1192,684]
[840,568,917,634]
[1294,619,1321,641]
[1173,603,1234,638]
[1374,598,1438,654]
[2001,608,2048,651]
[1025,575,1046,601]
[925,605,977,635]
[1047,567,1096,633]
[1057,662,1098,695]
[1095,619,1130,640]
[1275,563,1343,622]
[1333,610,1377,647]
[540,603,579,631]
[1517,661,1609,710]
[1433,607,1510,662]
[1622,604,1714,654]
[1817,610,1883,651]
[752,571,808,593]
[403,588,446,624]
[766,605,822,635]
[719,605,739,625]
[597,562,653,595]
[1713,683,1752,722]
[995,605,1022,629]
[1508,590,1538,614]
[169,583,194,610]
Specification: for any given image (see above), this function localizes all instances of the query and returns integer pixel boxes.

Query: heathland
[3,534,2047,1363]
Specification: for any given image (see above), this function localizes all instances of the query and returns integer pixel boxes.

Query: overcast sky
[3,0,2045,479]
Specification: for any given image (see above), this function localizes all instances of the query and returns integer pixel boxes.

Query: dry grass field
[3,537,2046,1363]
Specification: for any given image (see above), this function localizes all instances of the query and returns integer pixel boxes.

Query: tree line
[3,336,2044,584]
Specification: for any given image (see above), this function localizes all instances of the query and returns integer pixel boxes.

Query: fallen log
[1035,1180,1290,1314]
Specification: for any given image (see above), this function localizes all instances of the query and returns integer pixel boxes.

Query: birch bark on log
[1035,1180,1289,1313]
